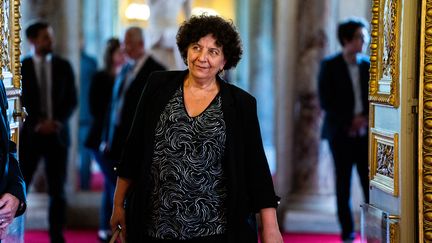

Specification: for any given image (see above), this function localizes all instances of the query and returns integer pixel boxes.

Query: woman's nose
[198,51,207,61]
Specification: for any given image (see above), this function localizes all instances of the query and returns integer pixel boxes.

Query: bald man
[102,27,166,164]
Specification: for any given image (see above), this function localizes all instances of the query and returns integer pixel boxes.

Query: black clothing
[318,53,370,239]
[118,70,279,243]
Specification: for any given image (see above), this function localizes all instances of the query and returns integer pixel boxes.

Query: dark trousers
[20,134,68,243]
[91,149,117,231]
[328,134,369,240]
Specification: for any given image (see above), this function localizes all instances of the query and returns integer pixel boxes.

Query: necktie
[39,59,48,118]
[105,63,135,150]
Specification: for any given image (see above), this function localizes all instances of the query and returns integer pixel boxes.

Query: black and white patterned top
[145,86,228,240]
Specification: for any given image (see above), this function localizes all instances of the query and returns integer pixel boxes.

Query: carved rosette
[370,129,398,196]
[369,0,400,107]
[421,0,432,241]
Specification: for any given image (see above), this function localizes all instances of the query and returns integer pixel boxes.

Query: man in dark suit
[0,80,26,241]
[101,26,166,163]
[20,21,77,243]
[318,18,370,243]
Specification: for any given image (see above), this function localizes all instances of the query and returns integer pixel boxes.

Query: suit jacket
[0,81,26,216]
[85,70,115,150]
[118,70,279,243]
[107,56,165,161]
[20,55,77,146]
[318,53,370,140]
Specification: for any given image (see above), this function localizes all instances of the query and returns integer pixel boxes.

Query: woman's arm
[110,177,132,237]
[259,208,283,243]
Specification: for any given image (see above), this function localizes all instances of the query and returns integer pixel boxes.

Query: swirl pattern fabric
[145,87,228,240]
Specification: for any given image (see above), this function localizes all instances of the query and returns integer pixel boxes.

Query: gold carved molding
[0,0,21,146]
[0,0,21,90]
[419,0,432,241]
[389,217,399,243]
[370,128,399,196]
[369,0,400,107]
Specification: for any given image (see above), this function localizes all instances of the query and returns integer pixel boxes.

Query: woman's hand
[110,177,132,240]
[110,205,126,239]
[259,208,283,243]
[260,225,283,243]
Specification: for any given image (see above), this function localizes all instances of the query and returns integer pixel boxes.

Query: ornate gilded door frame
[419,0,432,241]
[0,0,24,142]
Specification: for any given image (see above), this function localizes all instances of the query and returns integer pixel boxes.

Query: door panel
[365,0,418,242]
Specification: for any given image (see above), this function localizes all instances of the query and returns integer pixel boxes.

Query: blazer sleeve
[6,141,26,217]
[243,97,280,211]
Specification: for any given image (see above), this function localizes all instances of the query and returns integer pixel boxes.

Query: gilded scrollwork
[420,0,432,241]
[376,142,394,178]
[0,0,20,89]
[369,128,398,196]
[2,0,10,73]
[11,0,21,89]
[369,0,400,107]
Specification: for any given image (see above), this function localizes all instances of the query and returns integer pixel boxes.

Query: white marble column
[274,0,340,232]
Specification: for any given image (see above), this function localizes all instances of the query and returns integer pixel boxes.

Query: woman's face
[113,48,125,67]
[187,34,226,82]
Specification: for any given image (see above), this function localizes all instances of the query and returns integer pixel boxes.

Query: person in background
[100,26,166,164]
[0,80,26,241]
[85,38,125,243]
[20,21,77,243]
[318,17,370,243]
[78,41,98,191]
[110,14,283,243]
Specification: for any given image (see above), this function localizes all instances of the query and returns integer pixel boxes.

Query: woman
[85,38,125,242]
[110,15,283,243]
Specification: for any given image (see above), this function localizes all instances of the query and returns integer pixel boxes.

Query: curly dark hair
[176,14,243,70]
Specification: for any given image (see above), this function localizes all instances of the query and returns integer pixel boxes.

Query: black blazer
[20,55,77,146]
[318,53,370,140]
[108,56,165,161]
[0,81,26,216]
[85,70,115,150]
[118,70,279,243]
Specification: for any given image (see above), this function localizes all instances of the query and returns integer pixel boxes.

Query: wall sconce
[125,3,150,21]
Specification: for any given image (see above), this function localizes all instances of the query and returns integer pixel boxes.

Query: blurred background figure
[85,38,125,243]
[20,21,77,243]
[318,17,370,243]
[100,26,166,165]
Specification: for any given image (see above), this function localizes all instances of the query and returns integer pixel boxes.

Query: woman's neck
[185,75,218,91]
